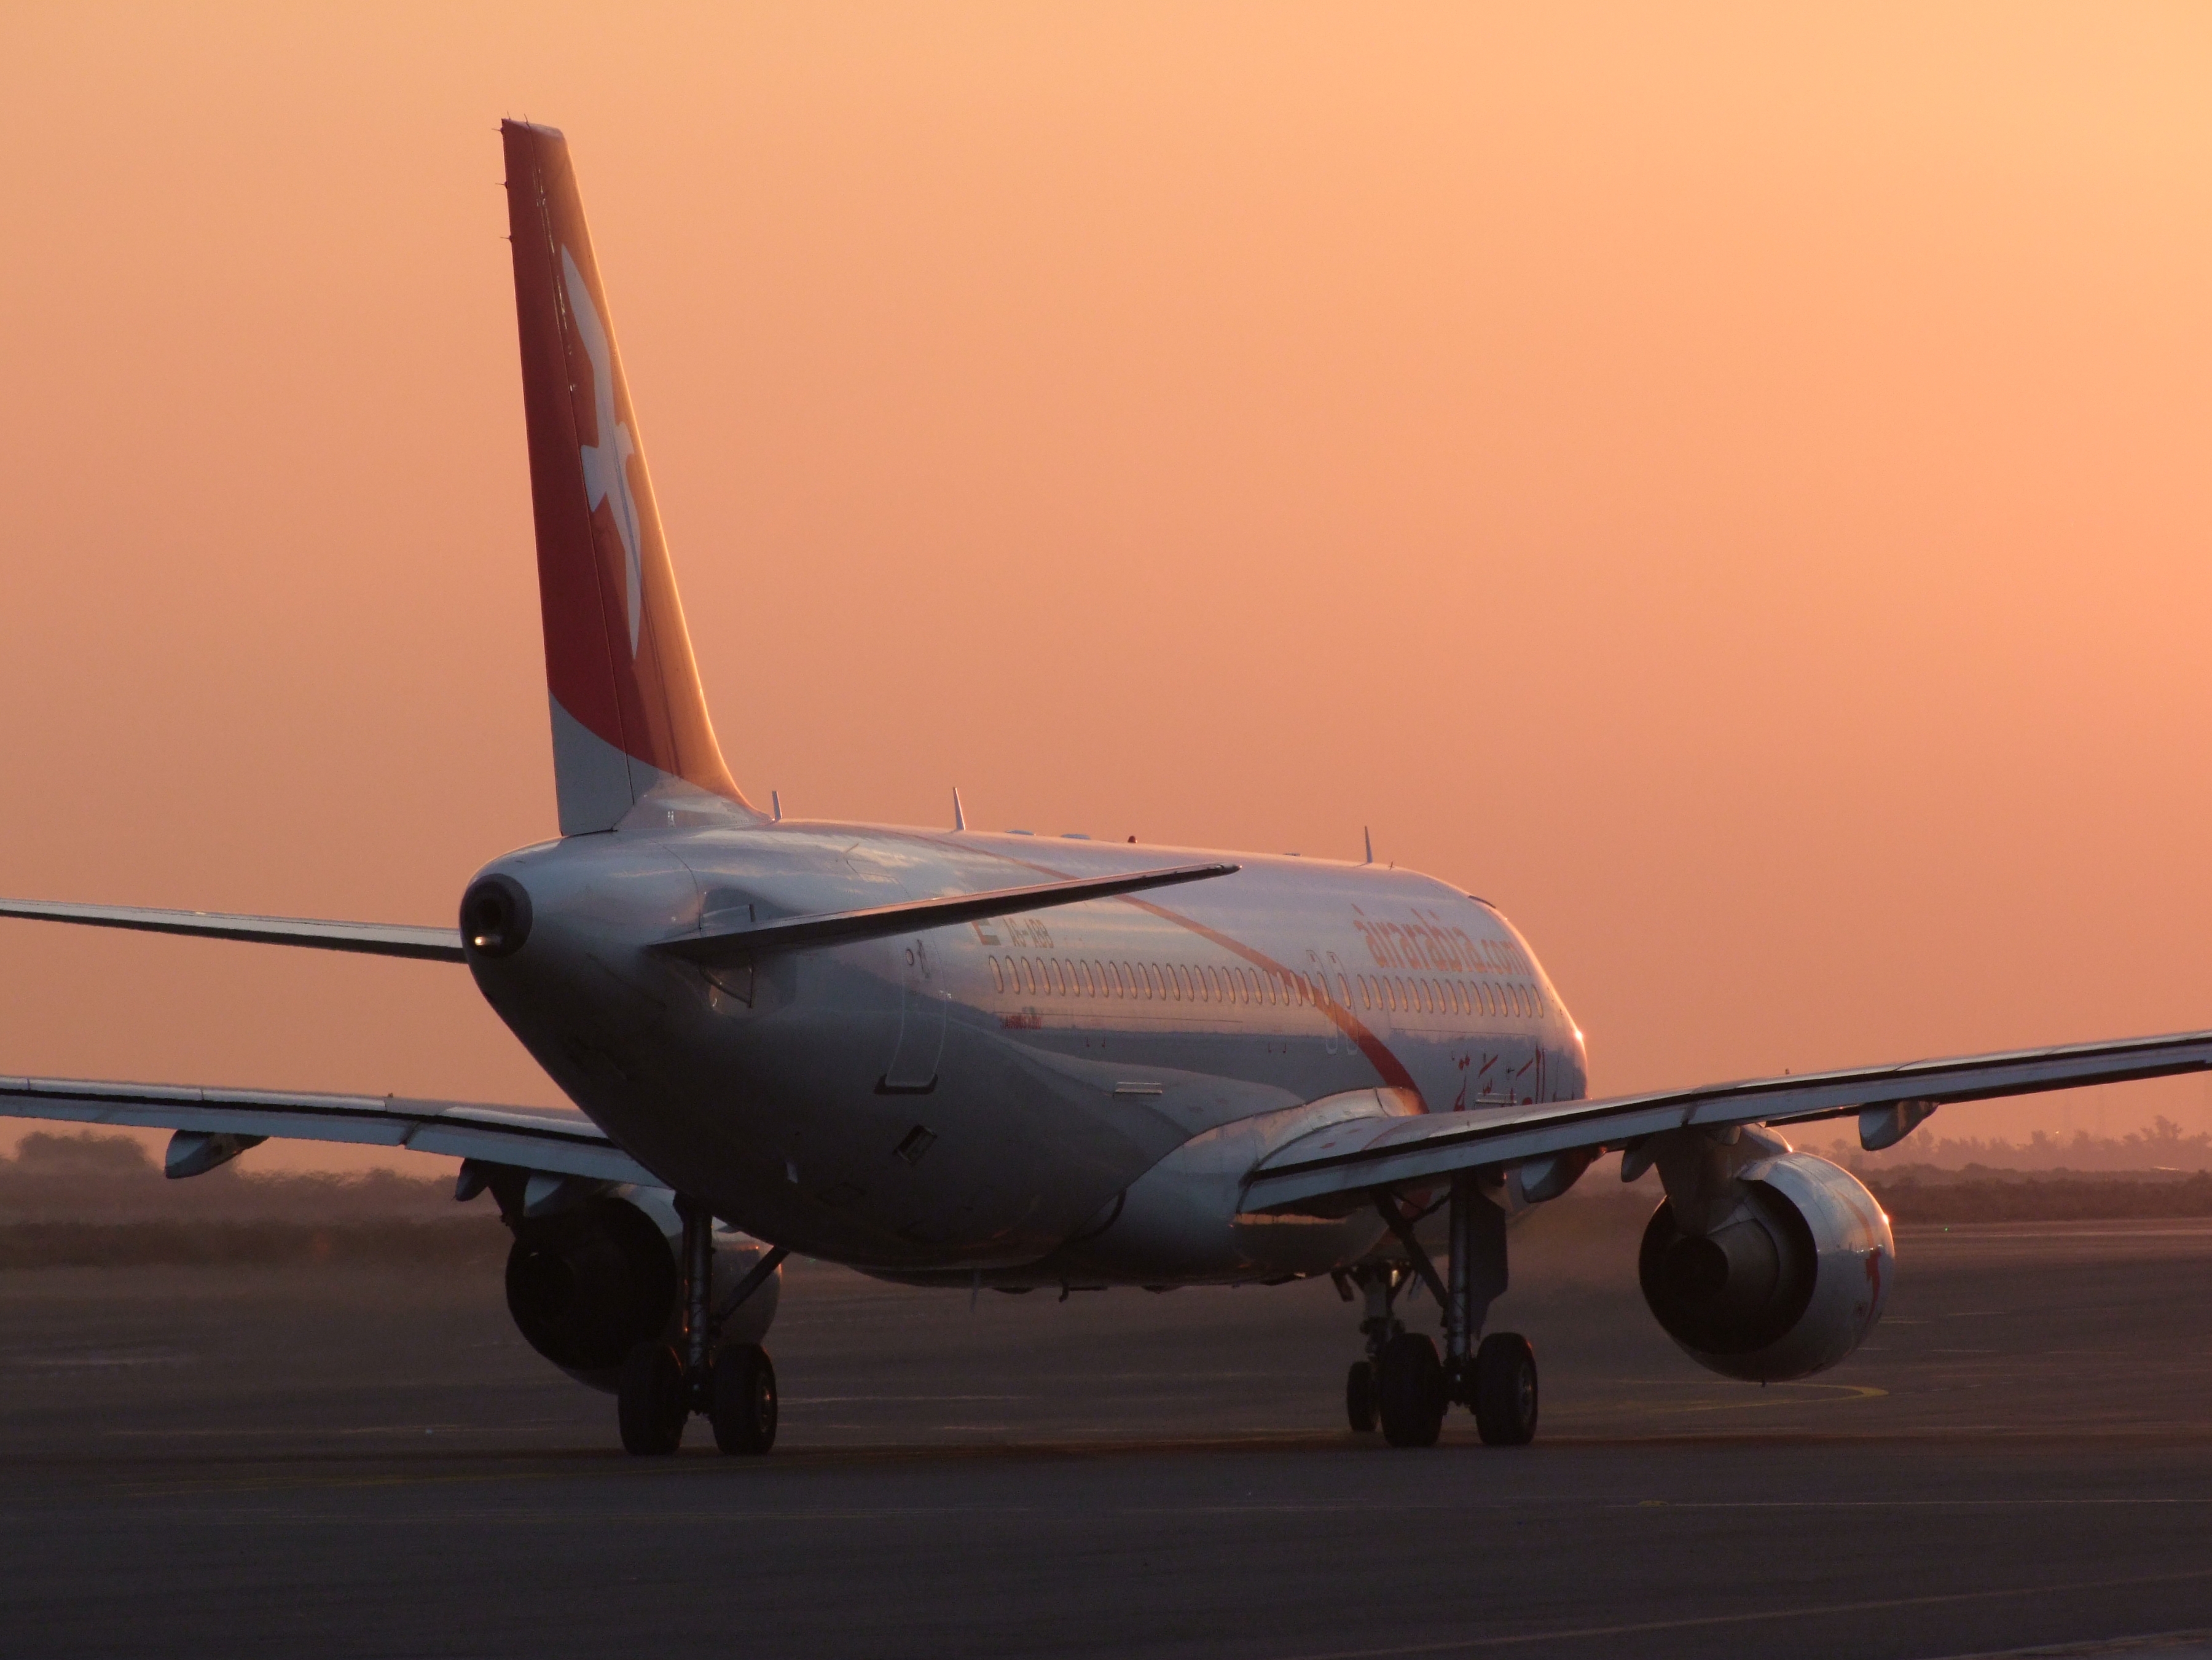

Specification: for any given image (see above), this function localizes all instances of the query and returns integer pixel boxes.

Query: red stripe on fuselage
[1114,892,1421,1098]
[876,830,1425,1103]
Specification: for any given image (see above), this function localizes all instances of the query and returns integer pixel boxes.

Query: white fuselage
[466,816,1588,1288]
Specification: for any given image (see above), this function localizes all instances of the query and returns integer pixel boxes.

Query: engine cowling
[502,1189,779,1392]
[1639,1151,1892,1382]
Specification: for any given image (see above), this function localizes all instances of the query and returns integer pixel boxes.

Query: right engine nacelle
[502,1189,779,1393]
[1639,1150,1892,1382]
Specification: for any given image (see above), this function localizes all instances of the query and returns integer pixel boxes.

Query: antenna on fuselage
[1363,826,1374,865]
[771,790,783,822]
[952,787,967,832]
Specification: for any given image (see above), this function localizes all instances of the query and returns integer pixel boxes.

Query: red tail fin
[501,121,754,834]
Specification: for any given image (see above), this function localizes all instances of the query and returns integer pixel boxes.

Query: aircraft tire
[1375,1331,1445,1447]
[1345,1359,1377,1433]
[1472,1332,1539,1447]
[710,1342,779,1456]
[616,1341,687,1455]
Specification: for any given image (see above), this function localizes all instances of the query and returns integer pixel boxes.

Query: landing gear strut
[616,1195,786,1457]
[1347,1172,1537,1447]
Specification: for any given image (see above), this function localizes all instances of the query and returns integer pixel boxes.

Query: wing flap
[1243,1027,2212,1211]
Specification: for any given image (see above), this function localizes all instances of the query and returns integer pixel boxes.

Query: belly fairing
[1020,1092,1412,1286]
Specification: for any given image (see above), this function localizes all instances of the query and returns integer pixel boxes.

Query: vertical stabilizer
[501,121,755,834]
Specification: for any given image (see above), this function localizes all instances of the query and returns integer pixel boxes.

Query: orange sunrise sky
[3,4,2211,1172]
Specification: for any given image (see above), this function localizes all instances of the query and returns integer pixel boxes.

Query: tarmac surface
[2,1215,2210,1659]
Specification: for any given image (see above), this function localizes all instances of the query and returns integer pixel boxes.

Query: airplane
[5,120,2209,1457]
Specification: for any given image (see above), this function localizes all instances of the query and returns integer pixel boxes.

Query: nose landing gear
[1347,1172,1539,1448]
[616,1196,787,1457]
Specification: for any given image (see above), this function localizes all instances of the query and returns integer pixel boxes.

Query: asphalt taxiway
[2,1216,2210,1659]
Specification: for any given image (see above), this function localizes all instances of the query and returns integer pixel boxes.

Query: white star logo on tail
[560,247,643,658]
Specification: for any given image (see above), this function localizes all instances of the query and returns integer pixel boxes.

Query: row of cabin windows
[984,954,1543,1022]
[1356,972,1542,1021]
[989,955,1330,1009]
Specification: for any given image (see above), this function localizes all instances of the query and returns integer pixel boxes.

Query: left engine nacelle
[1639,1151,1892,1382]
[501,1189,778,1393]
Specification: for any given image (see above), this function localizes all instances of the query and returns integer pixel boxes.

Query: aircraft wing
[0,899,464,961]
[0,1075,650,1184]
[1242,1027,2212,1212]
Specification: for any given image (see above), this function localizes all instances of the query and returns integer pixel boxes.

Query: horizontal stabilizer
[0,899,464,962]
[655,862,1240,964]
[0,1075,649,1186]
[1243,1026,2212,1212]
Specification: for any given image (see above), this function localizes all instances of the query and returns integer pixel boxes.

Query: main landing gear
[1342,1173,1539,1449]
[618,1195,787,1457]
